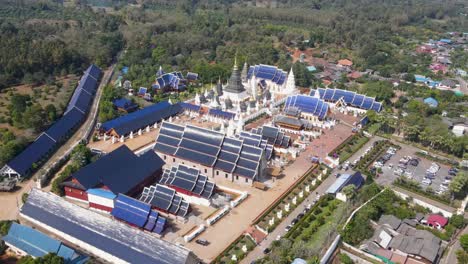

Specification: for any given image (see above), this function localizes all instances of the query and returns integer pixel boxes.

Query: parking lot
[375,144,454,195]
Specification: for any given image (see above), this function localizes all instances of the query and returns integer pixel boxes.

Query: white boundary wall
[393,190,453,217]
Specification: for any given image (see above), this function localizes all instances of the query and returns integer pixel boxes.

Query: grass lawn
[304,202,347,252]
[219,235,256,263]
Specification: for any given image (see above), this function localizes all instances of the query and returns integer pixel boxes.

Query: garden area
[254,165,329,233]
[329,132,369,163]
[257,196,347,264]
[214,235,256,264]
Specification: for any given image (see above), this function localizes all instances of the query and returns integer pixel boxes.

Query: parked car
[448,170,458,176]
[421,179,432,185]
[285,225,292,232]
[306,204,312,210]
[275,235,281,241]
[263,248,271,254]
[291,218,298,225]
[297,212,305,219]
[196,239,209,246]
[445,176,453,180]
[388,163,394,169]
[409,159,419,166]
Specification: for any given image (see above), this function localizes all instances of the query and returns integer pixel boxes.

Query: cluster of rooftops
[154,122,267,180]
[20,189,197,264]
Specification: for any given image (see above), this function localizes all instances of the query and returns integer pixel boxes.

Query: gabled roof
[159,164,215,199]
[3,222,87,263]
[154,122,265,179]
[72,145,164,194]
[21,189,195,264]
[101,101,181,136]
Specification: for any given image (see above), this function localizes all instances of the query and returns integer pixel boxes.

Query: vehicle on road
[285,225,292,232]
[263,248,271,254]
[275,235,281,241]
[195,239,209,246]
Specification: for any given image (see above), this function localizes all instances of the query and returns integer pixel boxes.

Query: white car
[421,179,432,185]
[275,235,282,241]
[443,179,451,184]
[388,163,394,169]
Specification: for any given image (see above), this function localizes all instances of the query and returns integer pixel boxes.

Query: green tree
[449,171,468,199]
[449,215,465,229]
[460,234,468,252]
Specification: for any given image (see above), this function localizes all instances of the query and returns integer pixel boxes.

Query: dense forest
[0,0,465,167]
[0,1,123,89]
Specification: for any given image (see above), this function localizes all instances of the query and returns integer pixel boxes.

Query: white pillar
[138,129,142,136]
[120,135,125,142]
[130,131,134,139]
[146,126,150,132]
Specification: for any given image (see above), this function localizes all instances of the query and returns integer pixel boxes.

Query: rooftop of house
[378,215,402,230]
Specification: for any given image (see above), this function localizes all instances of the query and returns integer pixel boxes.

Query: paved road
[0,64,115,220]
[241,173,338,264]
[241,137,380,264]
[442,225,468,264]
[455,77,467,95]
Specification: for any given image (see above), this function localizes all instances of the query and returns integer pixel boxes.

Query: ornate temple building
[194,59,297,118]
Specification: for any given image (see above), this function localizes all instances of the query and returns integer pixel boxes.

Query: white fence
[183,225,206,242]
[206,206,230,226]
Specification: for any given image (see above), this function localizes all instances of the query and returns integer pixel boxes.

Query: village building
[113,98,138,113]
[3,222,88,263]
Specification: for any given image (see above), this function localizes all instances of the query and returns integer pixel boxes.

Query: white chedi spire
[285,67,297,94]
[204,89,209,97]
[195,93,201,105]
[251,76,257,100]
[168,98,173,105]
[237,116,244,132]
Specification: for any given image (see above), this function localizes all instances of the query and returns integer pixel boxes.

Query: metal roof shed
[20,189,198,264]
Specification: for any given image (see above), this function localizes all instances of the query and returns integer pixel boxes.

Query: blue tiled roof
[113,98,138,112]
[20,189,194,264]
[326,172,364,194]
[112,194,151,228]
[101,101,181,136]
[5,65,101,177]
[284,95,329,120]
[3,223,87,263]
[247,64,287,85]
[424,97,438,107]
[7,134,56,176]
[72,145,164,194]
[87,188,117,200]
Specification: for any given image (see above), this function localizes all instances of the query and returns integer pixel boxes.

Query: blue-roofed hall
[0,64,101,179]
[3,222,88,263]
[20,189,199,264]
[99,100,181,138]
[62,145,165,212]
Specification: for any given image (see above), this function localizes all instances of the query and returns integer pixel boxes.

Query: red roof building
[337,59,353,67]
[427,214,448,229]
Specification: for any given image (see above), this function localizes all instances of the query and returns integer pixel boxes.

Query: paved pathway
[442,225,468,264]
[241,173,337,264]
